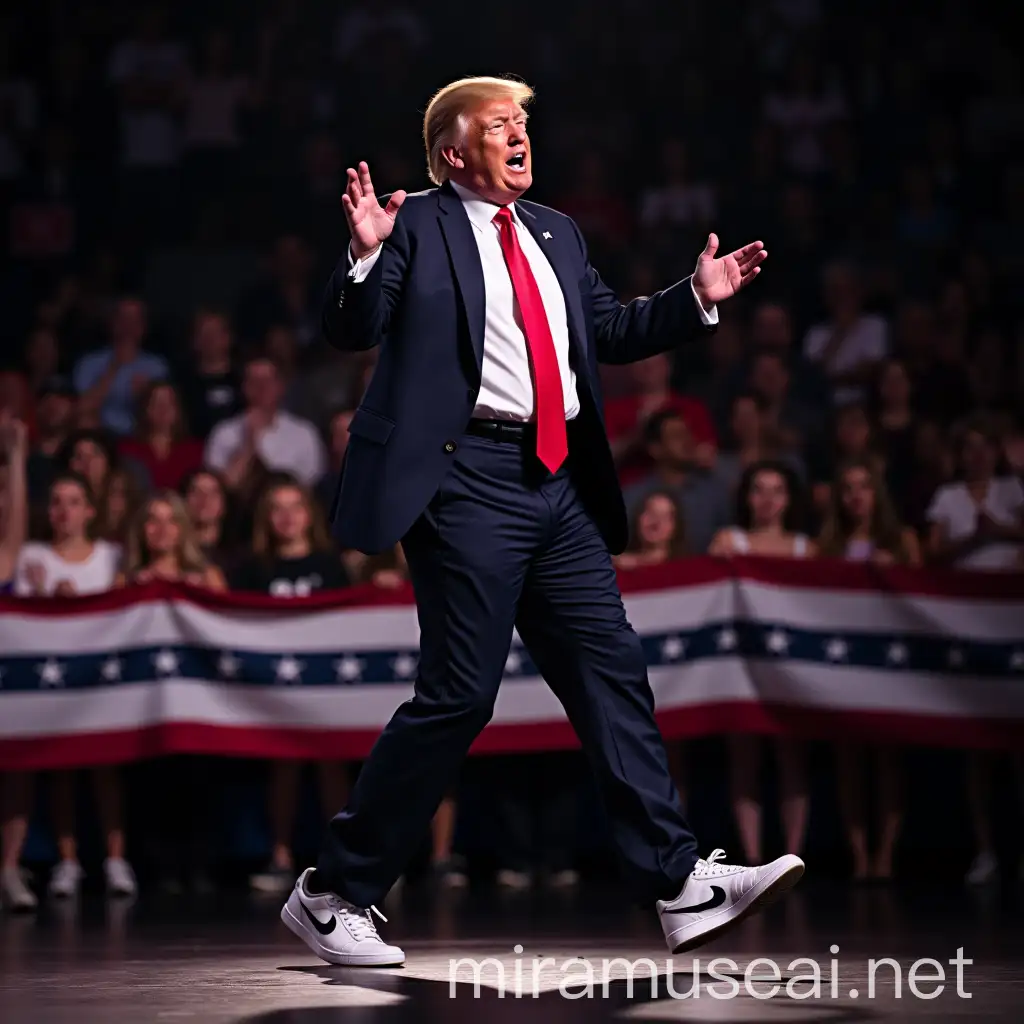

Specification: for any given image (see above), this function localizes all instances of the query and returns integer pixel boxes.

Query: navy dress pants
[317,432,699,906]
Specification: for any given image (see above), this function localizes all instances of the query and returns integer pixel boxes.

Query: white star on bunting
[100,656,123,682]
[504,649,523,674]
[152,649,179,676]
[274,655,304,684]
[37,658,65,688]
[334,656,364,683]
[1011,650,1024,672]
[824,637,848,662]
[765,629,790,655]
[218,652,241,678]
[391,653,418,679]
[715,628,738,652]
[886,642,908,666]
[661,635,686,662]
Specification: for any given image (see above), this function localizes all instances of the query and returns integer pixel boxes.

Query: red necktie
[492,207,568,473]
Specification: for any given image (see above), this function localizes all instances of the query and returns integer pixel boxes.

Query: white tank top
[729,528,809,558]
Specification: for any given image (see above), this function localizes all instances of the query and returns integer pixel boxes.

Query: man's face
[194,314,232,360]
[751,354,788,403]
[37,392,75,433]
[751,304,792,352]
[112,299,146,351]
[651,415,695,467]
[243,361,282,412]
[449,97,531,204]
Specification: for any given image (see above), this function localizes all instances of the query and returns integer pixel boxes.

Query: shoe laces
[325,894,389,942]
[693,848,733,878]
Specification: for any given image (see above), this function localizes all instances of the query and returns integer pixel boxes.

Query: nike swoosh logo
[674,885,727,913]
[301,901,337,935]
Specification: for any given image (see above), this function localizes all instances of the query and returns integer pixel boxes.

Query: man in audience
[802,261,888,407]
[26,376,77,503]
[748,351,821,457]
[179,309,243,439]
[604,352,718,486]
[746,300,831,412]
[204,356,326,490]
[72,297,169,436]
[234,234,320,349]
[892,299,972,426]
[622,410,732,555]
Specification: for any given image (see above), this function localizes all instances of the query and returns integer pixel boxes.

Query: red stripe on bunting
[1,558,1021,618]
[2,704,1022,770]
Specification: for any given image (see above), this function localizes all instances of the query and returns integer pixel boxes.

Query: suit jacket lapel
[436,183,486,376]
[516,205,590,367]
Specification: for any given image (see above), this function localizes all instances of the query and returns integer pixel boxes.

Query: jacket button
[444,440,457,453]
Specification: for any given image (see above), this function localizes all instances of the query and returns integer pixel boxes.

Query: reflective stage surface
[2,881,1021,1022]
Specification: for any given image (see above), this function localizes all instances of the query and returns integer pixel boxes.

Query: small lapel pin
[542,231,553,239]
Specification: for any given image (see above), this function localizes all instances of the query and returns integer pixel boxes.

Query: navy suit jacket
[322,181,713,555]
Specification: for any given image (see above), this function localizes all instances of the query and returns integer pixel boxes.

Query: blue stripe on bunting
[1,622,1022,693]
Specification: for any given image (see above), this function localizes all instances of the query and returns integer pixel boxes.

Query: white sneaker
[657,848,804,954]
[281,868,405,967]
[965,850,999,886]
[104,857,137,897]
[49,860,84,899]
[496,868,533,890]
[1,867,38,911]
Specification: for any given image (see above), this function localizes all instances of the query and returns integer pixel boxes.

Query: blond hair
[125,490,209,579]
[252,474,332,561]
[423,76,534,185]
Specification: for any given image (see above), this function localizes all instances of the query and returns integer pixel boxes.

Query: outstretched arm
[586,230,767,365]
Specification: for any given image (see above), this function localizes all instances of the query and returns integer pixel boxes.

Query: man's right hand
[342,162,407,261]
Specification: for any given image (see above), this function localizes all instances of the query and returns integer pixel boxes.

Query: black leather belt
[466,419,536,443]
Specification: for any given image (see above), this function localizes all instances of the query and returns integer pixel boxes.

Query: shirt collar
[450,180,519,234]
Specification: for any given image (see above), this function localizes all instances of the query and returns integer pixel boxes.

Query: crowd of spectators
[1,0,1023,909]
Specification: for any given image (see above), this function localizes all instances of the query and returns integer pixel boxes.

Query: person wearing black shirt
[231,474,350,893]
[179,310,243,440]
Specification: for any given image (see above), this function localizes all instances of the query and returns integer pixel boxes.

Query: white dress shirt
[204,409,327,486]
[349,182,718,422]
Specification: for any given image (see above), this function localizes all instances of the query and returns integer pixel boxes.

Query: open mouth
[505,153,527,172]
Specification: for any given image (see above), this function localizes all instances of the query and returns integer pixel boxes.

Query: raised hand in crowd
[23,561,48,595]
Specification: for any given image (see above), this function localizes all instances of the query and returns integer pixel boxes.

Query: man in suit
[281,76,804,966]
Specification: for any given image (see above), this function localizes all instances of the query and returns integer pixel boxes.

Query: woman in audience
[874,358,918,517]
[0,416,27,587]
[119,490,227,587]
[710,461,814,863]
[614,490,687,570]
[118,492,225,893]
[926,415,1024,571]
[924,416,1024,884]
[14,472,135,899]
[180,467,235,570]
[807,403,883,518]
[98,466,142,545]
[819,458,920,880]
[714,392,807,498]
[0,417,35,910]
[119,381,205,491]
[230,475,351,893]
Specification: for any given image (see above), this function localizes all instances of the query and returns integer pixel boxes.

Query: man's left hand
[692,233,767,308]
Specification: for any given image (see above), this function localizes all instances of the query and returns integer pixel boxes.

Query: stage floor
[1,879,1021,1022]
